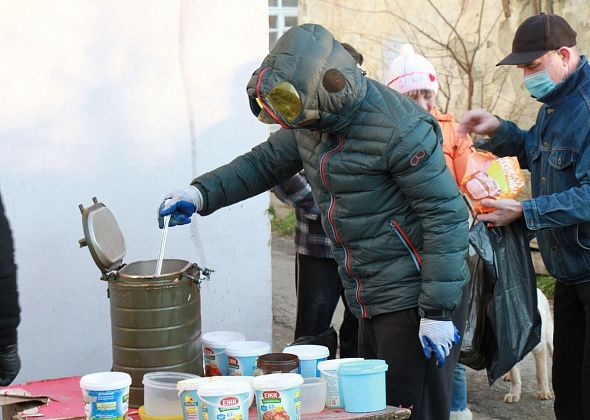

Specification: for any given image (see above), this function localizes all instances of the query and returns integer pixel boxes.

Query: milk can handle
[186,263,214,286]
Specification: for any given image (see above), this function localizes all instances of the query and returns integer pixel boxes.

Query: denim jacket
[481,56,590,284]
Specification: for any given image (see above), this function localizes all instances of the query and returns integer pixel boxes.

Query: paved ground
[271,233,556,420]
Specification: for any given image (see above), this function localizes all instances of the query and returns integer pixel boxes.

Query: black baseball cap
[497,13,577,66]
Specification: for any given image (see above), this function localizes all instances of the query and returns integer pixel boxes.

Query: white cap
[387,44,438,94]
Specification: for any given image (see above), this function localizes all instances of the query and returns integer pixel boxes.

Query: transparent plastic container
[142,371,198,417]
[300,377,327,414]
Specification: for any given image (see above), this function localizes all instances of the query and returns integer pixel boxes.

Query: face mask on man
[524,53,567,99]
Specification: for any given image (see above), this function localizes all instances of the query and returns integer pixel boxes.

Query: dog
[503,287,554,403]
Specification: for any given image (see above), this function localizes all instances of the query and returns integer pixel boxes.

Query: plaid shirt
[273,173,333,258]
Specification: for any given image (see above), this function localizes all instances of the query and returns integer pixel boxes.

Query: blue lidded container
[338,359,388,413]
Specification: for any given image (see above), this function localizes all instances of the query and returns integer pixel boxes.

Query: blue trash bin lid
[338,359,388,376]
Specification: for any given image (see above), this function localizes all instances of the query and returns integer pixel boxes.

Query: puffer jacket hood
[246,24,367,133]
[193,23,469,320]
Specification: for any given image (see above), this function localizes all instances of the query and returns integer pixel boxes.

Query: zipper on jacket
[319,138,368,318]
[390,220,422,272]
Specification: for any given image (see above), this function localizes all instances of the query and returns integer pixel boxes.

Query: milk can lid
[79,198,126,275]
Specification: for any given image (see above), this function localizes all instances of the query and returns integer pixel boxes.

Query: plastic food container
[338,359,388,413]
[202,331,245,376]
[177,376,256,412]
[142,372,198,417]
[256,352,299,375]
[197,381,250,420]
[225,340,271,376]
[252,373,304,420]
[318,358,364,408]
[176,379,200,420]
[283,345,329,378]
[300,377,327,414]
[80,371,132,420]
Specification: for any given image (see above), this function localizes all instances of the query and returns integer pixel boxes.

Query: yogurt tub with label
[282,345,329,378]
[226,341,271,377]
[197,381,250,420]
[177,376,256,412]
[80,371,131,420]
[202,331,245,376]
[252,373,303,420]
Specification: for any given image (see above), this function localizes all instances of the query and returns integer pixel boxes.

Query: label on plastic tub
[203,347,224,376]
[180,390,200,419]
[199,392,249,420]
[257,388,301,420]
[324,374,342,408]
[82,387,129,420]
[228,355,259,377]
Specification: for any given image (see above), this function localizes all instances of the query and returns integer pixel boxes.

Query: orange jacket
[431,108,473,186]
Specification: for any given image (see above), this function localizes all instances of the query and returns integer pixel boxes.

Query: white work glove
[158,186,203,228]
[418,318,460,367]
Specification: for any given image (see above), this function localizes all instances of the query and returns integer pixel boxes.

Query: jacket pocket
[548,149,576,170]
[390,220,422,272]
[575,223,590,251]
[548,149,578,194]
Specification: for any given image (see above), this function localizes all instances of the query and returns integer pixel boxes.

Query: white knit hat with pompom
[387,44,438,94]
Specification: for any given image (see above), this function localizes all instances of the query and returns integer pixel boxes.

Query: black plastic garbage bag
[289,326,338,359]
[461,220,542,385]
[459,252,488,371]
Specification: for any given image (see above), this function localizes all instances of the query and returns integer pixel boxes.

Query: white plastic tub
[80,372,131,420]
[282,344,329,378]
[225,340,271,376]
[202,331,246,376]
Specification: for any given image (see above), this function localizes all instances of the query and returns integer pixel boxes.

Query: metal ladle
[155,207,171,277]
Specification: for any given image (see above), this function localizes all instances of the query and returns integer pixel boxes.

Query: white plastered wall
[0,0,271,382]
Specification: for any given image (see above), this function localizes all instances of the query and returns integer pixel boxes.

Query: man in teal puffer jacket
[159,24,469,418]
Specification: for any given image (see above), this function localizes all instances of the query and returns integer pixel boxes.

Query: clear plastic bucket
[142,372,198,417]
[317,358,364,408]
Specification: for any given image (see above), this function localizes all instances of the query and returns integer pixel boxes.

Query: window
[269,0,298,50]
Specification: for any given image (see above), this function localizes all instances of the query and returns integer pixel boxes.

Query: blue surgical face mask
[523,55,564,99]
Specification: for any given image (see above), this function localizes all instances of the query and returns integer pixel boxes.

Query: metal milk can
[78,197,211,407]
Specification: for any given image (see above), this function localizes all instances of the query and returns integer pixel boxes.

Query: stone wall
[300,0,589,127]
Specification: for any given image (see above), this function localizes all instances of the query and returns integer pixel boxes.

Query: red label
[220,396,239,407]
[262,391,280,399]
[204,347,215,356]
[228,356,238,365]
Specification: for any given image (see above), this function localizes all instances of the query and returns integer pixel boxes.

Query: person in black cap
[0,190,20,386]
[459,12,590,419]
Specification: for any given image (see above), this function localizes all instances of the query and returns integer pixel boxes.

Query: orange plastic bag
[460,151,525,214]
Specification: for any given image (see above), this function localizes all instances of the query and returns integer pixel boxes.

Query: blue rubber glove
[158,186,203,228]
[418,318,460,367]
